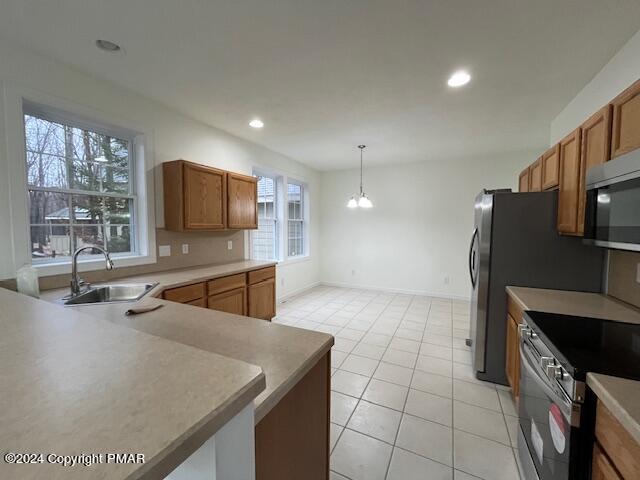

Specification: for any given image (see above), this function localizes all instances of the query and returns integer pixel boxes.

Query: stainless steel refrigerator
[468,189,604,385]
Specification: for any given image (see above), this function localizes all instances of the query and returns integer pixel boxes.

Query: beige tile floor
[275,286,521,480]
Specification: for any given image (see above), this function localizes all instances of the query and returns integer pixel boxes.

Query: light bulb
[358,194,373,208]
[447,70,471,88]
[347,197,358,208]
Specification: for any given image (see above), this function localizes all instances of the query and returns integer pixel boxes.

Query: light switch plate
[227,240,233,250]
[159,245,171,257]
[182,244,189,254]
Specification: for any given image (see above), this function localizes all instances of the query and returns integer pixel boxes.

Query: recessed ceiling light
[95,39,121,52]
[249,118,264,129]
[447,70,471,88]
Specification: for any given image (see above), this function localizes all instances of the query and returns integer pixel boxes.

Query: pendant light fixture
[347,145,373,209]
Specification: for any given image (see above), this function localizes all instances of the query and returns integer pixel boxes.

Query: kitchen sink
[63,283,158,306]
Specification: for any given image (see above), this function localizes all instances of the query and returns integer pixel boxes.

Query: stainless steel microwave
[584,148,640,251]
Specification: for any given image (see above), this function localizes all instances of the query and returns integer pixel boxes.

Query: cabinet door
[592,443,622,480]
[542,146,560,190]
[505,313,519,400]
[577,106,612,235]
[248,278,276,321]
[183,162,227,230]
[518,168,530,192]
[208,287,246,316]
[529,159,542,192]
[557,129,582,235]
[227,173,258,229]
[611,79,640,159]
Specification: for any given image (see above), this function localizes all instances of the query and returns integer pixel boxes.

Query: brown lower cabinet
[592,443,622,480]
[208,287,246,316]
[505,292,524,401]
[593,401,640,480]
[248,278,276,320]
[162,265,276,321]
[255,352,330,480]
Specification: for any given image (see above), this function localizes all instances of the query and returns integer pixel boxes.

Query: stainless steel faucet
[69,246,114,297]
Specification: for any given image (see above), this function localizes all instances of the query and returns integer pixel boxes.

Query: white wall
[551,29,640,144]
[0,41,320,299]
[319,151,538,299]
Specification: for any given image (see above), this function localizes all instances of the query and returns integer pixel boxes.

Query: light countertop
[40,259,334,423]
[0,288,265,480]
[506,286,640,324]
[506,286,640,445]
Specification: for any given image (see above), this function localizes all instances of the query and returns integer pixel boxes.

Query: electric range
[517,311,640,480]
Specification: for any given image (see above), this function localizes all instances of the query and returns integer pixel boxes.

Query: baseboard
[319,281,471,301]
[277,281,321,303]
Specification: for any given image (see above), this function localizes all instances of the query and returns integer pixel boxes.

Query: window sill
[33,253,156,277]
[278,255,311,266]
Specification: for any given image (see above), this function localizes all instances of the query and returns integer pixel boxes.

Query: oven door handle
[519,341,578,427]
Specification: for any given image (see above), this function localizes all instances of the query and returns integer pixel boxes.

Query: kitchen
[1,2,640,480]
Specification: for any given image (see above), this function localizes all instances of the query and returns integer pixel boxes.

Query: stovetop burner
[525,311,640,381]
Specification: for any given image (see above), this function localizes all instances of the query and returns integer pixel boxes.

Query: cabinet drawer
[248,266,276,285]
[595,401,640,480]
[163,282,205,303]
[207,273,246,295]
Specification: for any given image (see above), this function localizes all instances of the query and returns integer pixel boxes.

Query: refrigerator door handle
[468,228,479,287]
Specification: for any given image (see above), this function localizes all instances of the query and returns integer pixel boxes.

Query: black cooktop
[525,311,640,381]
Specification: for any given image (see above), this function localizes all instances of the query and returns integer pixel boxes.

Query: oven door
[518,339,576,480]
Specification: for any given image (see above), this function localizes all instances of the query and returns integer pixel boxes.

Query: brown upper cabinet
[557,129,582,235]
[518,167,530,192]
[163,160,258,231]
[227,172,258,229]
[611,79,640,159]
[541,145,560,190]
[577,106,612,235]
[529,159,542,192]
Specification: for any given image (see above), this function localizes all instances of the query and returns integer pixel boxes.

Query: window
[250,171,308,262]
[24,111,136,263]
[252,175,278,260]
[287,182,304,257]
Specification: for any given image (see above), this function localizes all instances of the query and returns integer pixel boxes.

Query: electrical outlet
[351,269,356,276]
[182,244,189,254]
[444,276,450,285]
[280,278,285,287]
[158,245,171,257]
[227,240,233,250]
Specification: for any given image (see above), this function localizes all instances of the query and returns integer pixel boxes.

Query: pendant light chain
[359,145,365,195]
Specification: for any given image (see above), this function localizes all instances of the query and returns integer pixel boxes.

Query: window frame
[286,180,306,259]
[23,106,139,264]
[251,172,280,262]
[1,84,156,279]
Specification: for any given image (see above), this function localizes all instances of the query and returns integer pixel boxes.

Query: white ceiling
[1,0,639,170]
